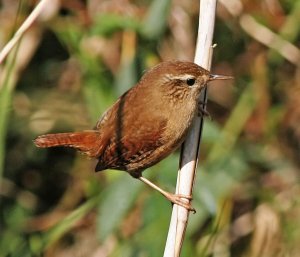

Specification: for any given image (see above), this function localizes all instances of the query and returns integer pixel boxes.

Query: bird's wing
[95,117,167,173]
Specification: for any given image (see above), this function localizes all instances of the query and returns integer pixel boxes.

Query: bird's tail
[34,130,101,157]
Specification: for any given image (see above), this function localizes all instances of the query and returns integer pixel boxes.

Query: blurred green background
[1,0,300,256]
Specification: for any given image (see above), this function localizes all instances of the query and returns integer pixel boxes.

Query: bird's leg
[138,176,196,213]
[198,100,211,119]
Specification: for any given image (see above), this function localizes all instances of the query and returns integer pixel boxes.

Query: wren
[34,61,232,211]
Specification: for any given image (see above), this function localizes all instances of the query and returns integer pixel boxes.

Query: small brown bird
[34,61,232,211]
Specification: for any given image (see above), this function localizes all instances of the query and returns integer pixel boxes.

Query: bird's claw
[198,101,211,120]
[166,193,196,213]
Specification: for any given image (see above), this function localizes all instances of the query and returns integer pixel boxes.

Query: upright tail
[34,130,101,157]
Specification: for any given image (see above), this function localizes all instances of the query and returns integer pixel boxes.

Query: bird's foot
[197,101,211,119]
[137,176,196,213]
[164,192,196,213]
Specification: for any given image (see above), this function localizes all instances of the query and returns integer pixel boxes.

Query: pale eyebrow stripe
[165,74,196,81]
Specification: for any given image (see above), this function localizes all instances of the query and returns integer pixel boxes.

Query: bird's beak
[208,74,234,81]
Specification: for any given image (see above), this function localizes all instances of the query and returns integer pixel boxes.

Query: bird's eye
[186,78,196,86]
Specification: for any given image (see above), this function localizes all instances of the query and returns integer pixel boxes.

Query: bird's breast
[161,96,198,149]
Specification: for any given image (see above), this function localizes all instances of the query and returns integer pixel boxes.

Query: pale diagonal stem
[0,0,51,64]
[163,0,217,256]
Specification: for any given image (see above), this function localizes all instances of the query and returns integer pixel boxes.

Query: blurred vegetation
[1,0,300,256]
